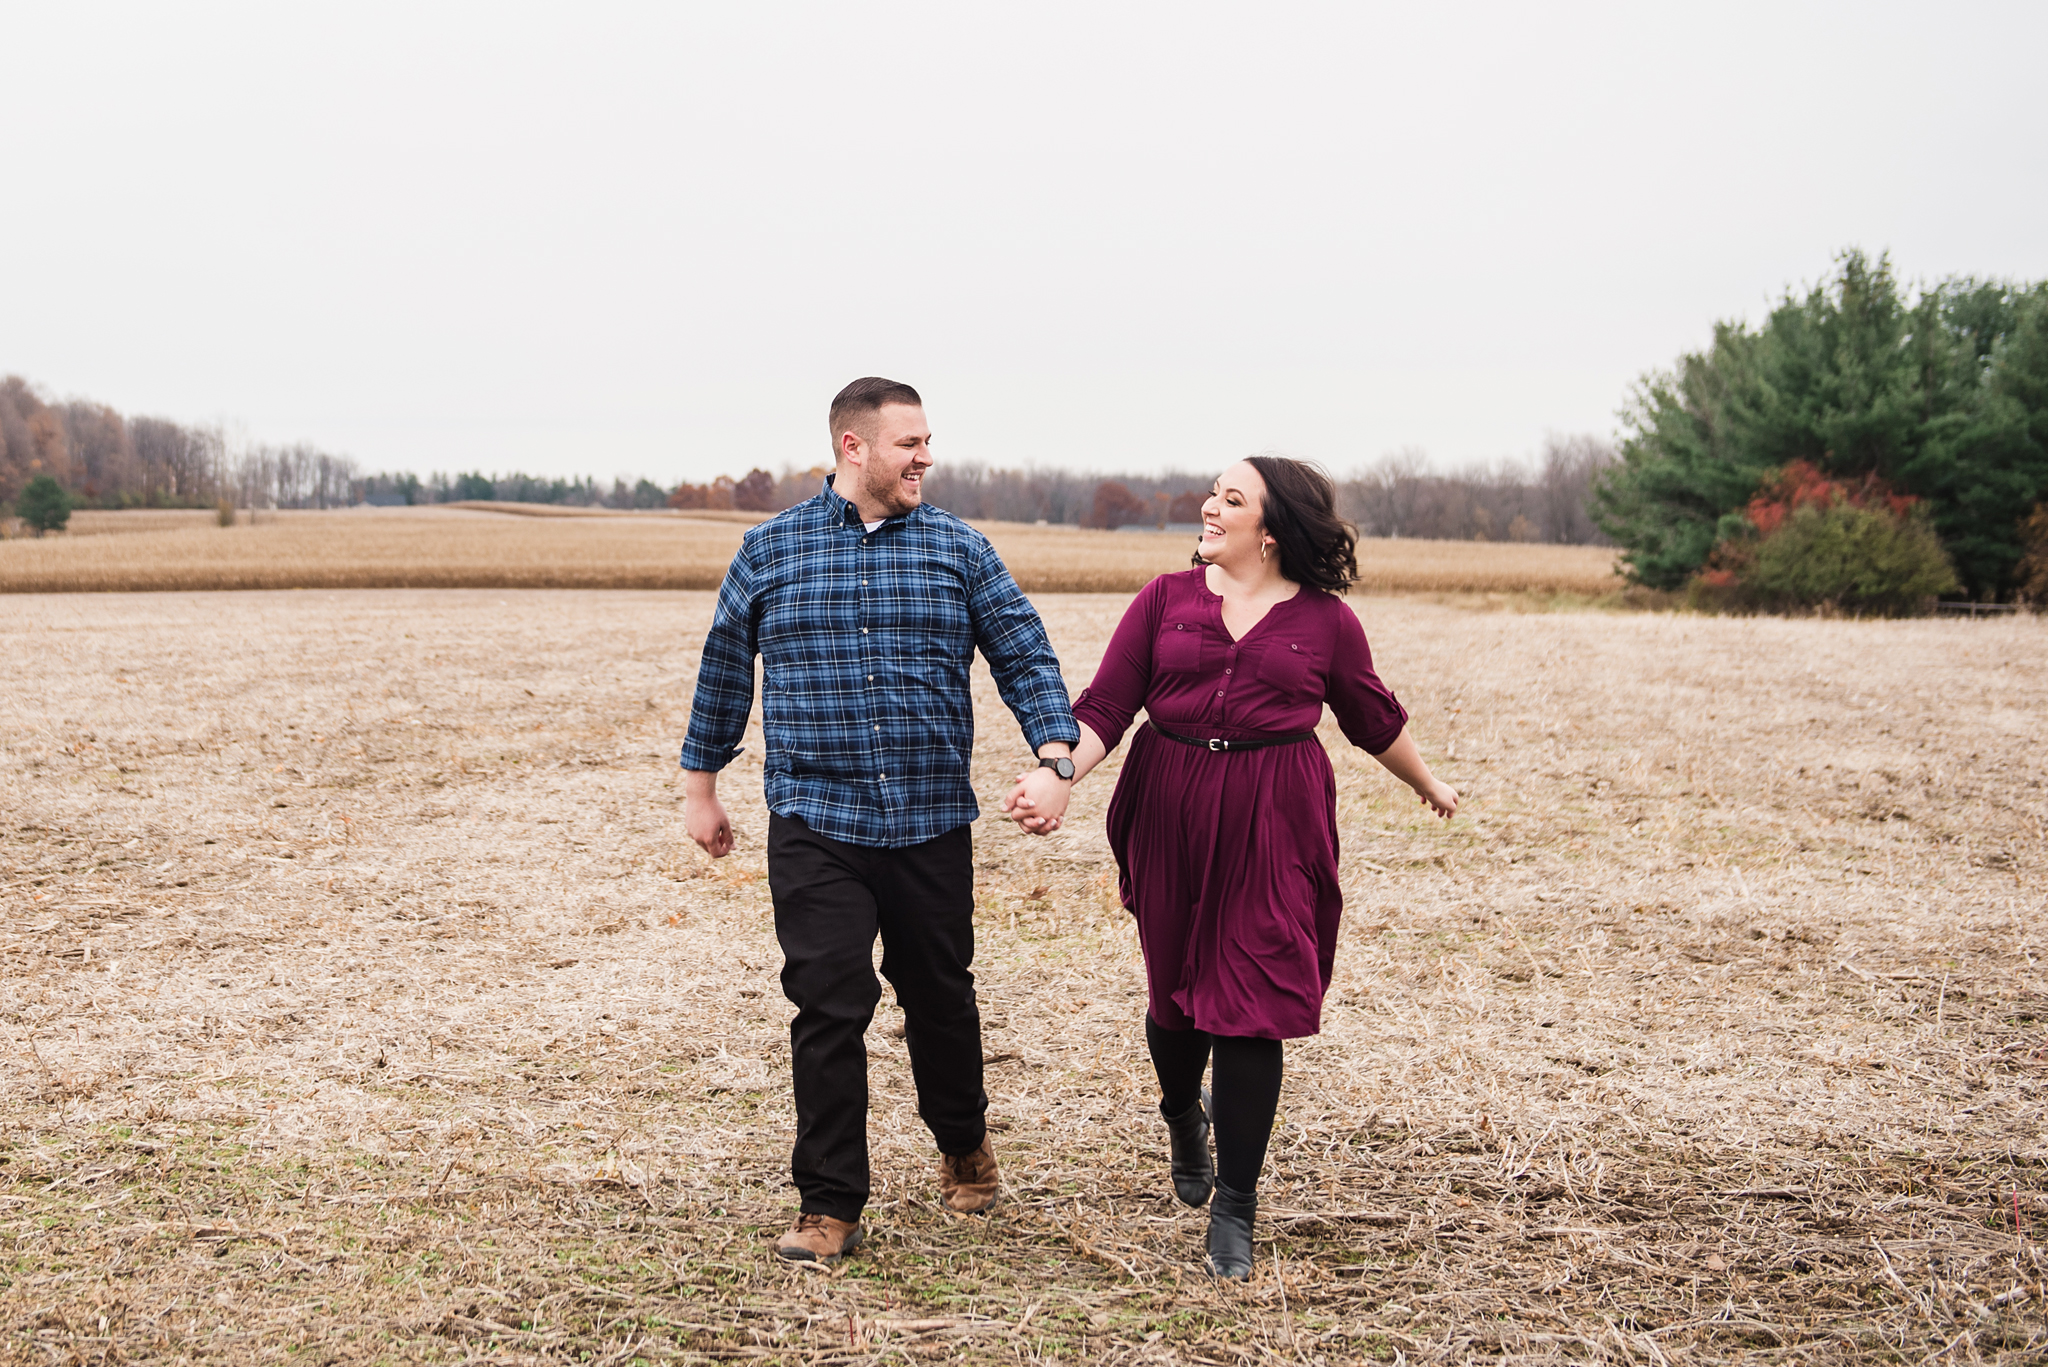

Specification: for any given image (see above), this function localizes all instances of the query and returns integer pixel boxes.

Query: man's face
[847,403,932,518]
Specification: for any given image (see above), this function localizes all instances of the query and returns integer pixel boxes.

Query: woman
[1005,455,1457,1278]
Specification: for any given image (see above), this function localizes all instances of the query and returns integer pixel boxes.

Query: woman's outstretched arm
[1370,727,1459,819]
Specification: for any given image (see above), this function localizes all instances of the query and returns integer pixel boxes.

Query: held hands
[1001,766,1072,835]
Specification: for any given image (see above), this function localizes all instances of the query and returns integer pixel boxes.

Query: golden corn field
[1,506,1628,597]
[2,586,2043,1364]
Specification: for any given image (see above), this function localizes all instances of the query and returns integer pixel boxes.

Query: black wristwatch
[1038,755,1076,781]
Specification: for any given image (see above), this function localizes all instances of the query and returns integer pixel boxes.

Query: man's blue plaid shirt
[680,476,1080,849]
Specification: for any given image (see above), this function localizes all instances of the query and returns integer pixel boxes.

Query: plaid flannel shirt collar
[820,472,926,533]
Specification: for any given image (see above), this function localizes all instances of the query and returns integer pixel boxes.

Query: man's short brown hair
[828,377,923,455]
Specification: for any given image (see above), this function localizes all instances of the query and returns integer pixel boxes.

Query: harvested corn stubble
[1,590,2042,1363]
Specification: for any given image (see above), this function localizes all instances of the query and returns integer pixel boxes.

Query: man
[680,377,1078,1263]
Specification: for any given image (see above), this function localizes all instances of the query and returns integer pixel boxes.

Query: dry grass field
[2,590,2043,1365]
[0,509,751,593]
[1,507,1627,597]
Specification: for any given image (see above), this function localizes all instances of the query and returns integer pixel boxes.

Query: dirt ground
[1,590,2043,1364]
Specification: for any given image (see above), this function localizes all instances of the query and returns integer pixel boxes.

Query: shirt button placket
[860,532,886,802]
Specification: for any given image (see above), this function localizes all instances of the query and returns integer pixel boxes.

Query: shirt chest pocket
[1155,622,1205,673]
[1256,640,1313,694]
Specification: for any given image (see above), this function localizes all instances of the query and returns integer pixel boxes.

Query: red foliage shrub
[1743,460,1915,537]
[1691,459,1956,613]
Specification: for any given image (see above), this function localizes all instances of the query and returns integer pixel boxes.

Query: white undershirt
[864,518,884,533]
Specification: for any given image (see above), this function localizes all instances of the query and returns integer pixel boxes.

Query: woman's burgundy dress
[1071,569,1408,1040]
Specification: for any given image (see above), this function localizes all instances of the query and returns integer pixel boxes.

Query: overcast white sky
[6,1,2046,484]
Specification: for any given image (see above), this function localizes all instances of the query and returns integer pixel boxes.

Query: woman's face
[1198,460,1269,566]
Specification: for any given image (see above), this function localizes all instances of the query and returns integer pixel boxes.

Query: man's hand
[682,769,734,858]
[1001,765,1072,834]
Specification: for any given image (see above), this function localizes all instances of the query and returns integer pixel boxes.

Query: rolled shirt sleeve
[1326,603,1409,755]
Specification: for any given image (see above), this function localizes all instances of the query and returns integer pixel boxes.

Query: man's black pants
[767,813,987,1222]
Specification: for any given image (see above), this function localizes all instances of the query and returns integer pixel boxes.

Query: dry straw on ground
[1,507,1627,596]
[2,590,2043,1364]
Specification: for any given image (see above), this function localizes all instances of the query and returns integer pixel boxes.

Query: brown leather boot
[937,1137,1000,1214]
[773,1212,864,1262]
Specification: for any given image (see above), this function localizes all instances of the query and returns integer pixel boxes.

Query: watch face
[1044,756,1076,780]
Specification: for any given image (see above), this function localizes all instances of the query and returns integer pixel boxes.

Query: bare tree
[1536,434,1616,544]
[1341,448,1428,538]
[1340,440,1614,544]
[61,402,135,503]
[132,416,228,506]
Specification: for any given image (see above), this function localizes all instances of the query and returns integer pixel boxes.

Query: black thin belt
[1150,722,1316,753]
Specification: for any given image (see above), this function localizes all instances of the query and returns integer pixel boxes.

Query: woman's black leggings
[1145,1015,1283,1193]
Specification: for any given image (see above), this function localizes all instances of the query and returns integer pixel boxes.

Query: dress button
[1224,668,1232,675]
[1215,689,1224,697]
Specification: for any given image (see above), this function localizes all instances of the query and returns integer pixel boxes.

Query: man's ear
[839,428,866,467]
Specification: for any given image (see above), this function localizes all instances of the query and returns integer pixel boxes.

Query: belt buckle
[1206,737,1226,752]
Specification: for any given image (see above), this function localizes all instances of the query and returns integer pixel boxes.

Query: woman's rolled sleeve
[1325,604,1408,755]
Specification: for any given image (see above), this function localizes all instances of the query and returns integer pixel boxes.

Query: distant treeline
[2,372,1616,544]
[921,435,1614,544]
[1,377,363,512]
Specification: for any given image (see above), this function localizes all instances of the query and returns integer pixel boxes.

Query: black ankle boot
[1161,1087,1213,1208]
[1205,1181,1257,1280]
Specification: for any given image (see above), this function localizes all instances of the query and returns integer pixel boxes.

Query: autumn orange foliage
[1742,460,1916,537]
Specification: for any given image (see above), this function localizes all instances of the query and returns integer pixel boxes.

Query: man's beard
[861,461,923,516]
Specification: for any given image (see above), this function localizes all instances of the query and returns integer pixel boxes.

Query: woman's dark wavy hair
[1191,454,1359,592]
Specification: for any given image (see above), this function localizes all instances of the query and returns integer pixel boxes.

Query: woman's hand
[1415,778,1458,820]
[1003,727,1109,834]
[1371,728,1457,821]
[1001,769,1067,833]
